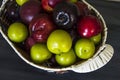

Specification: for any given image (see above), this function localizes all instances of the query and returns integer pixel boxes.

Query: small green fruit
[8,22,28,43]
[47,30,72,54]
[16,0,29,6]
[68,0,78,3]
[90,33,101,44]
[75,38,95,59]
[55,49,76,66]
[30,43,52,63]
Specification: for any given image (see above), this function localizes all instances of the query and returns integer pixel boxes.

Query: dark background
[0,0,120,80]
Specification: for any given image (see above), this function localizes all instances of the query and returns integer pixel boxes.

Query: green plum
[75,38,95,59]
[16,0,29,6]
[55,49,76,67]
[30,43,52,63]
[47,30,72,54]
[90,33,101,44]
[8,22,28,43]
[68,0,78,3]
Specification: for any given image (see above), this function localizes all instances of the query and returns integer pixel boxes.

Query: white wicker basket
[0,0,114,73]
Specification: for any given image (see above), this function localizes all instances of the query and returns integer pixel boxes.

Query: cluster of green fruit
[6,0,103,67]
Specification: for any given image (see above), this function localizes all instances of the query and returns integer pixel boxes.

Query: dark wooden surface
[0,0,120,80]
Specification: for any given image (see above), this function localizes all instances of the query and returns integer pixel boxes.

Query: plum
[29,14,55,43]
[19,0,41,25]
[53,1,80,29]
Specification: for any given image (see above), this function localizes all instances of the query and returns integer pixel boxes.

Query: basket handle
[71,44,114,73]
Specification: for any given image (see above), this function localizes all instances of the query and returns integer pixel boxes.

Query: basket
[0,0,114,73]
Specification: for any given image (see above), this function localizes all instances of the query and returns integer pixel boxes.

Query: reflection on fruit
[48,0,63,8]
[30,43,52,63]
[29,14,55,43]
[55,49,76,66]
[20,0,41,24]
[90,33,101,45]
[53,1,80,29]
[75,38,95,59]
[16,0,29,6]
[47,30,72,54]
[8,22,28,43]
[77,15,102,38]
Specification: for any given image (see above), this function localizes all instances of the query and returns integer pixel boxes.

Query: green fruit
[8,22,28,43]
[16,0,29,6]
[75,38,95,59]
[55,49,76,66]
[47,30,72,54]
[90,33,101,44]
[69,0,78,3]
[30,43,52,63]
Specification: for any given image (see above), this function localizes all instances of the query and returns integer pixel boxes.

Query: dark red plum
[25,36,36,52]
[41,0,63,12]
[48,0,63,8]
[20,0,41,25]
[77,15,103,38]
[29,14,55,43]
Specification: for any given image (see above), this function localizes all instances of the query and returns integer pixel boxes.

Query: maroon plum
[25,36,36,52]
[48,0,63,8]
[41,0,53,12]
[29,14,55,43]
[77,15,103,38]
[41,0,63,12]
[19,0,41,24]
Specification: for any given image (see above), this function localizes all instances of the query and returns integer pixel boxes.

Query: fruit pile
[5,0,103,67]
